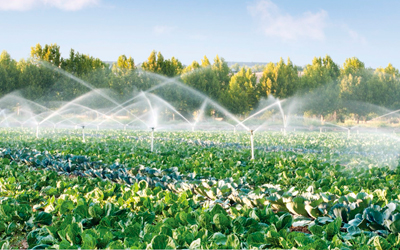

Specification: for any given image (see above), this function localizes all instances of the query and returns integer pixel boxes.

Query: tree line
[0,43,399,122]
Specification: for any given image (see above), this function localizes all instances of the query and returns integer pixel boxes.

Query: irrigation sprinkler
[347,129,350,139]
[151,127,155,152]
[234,126,236,134]
[82,125,85,143]
[192,126,195,132]
[250,130,255,160]
[320,127,322,134]
[124,125,127,130]
[36,124,39,138]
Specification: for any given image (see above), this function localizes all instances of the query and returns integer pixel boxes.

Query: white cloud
[248,0,328,41]
[153,25,176,35]
[346,27,367,45]
[0,0,36,11]
[0,0,100,11]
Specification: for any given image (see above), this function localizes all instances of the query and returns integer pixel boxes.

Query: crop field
[0,128,399,249]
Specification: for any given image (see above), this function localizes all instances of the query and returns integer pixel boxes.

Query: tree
[258,58,300,99]
[115,55,135,70]
[0,51,20,96]
[339,69,375,122]
[201,56,211,67]
[301,55,340,92]
[341,57,365,77]
[181,60,220,100]
[62,49,107,76]
[223,67,257,115]
[141,51,183,77]
[212,55,231,93]
[30,43,62,67]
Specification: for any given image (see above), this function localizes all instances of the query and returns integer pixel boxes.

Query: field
[0,128,399,249]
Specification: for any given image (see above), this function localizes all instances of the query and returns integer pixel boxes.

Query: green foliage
[0,130,398,249]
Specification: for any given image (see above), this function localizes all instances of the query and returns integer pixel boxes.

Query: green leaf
[73,205,89,219]
[294,235,314,247]
[324,218,341,241]
[247,232,265,247]
[389,213,400,233]
[187,212,197,225]
[107,240,124,250]
[65,223,82,245]
[189,238,201,250]
[82,233,97,249]
[233,220,244,234]
[6,222,18,235]
[160,225,173,237]
[124,223,141,238]
[311,239,328,249]
[330,203,349,223]
[97,229,113,248]
[276,213,293,231]
[88,204,104,218]
[308,224,323,237]
[34,212,52,226]
[59,240,77,249]
[148,234,176,249]
[31,244,51,250]
[371,236,391,250]
[211,232,227,246]
[225,234,240,249]
[213,213,230,230]
[60,200,75,214]
[0,222,7,233]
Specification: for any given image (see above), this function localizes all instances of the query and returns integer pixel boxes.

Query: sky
[0,0,399,68]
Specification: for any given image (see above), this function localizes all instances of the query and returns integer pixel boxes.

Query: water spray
[151,127,155,152]
[250,130,255,160]
[82,125,85,143]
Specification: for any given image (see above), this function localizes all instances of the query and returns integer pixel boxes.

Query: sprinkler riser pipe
[82,126,85,143]
[250,130,254,160]
[36,125,39,138]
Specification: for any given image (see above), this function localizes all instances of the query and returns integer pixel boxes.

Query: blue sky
[0,0,399,68]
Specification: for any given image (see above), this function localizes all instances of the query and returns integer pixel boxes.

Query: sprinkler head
[151,127,155,131]
[250,130,254,135]
[82,125,85,129]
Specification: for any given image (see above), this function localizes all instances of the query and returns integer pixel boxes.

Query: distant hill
[226,62,268,67]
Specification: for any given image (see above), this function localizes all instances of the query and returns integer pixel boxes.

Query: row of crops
[0,128,399,249]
